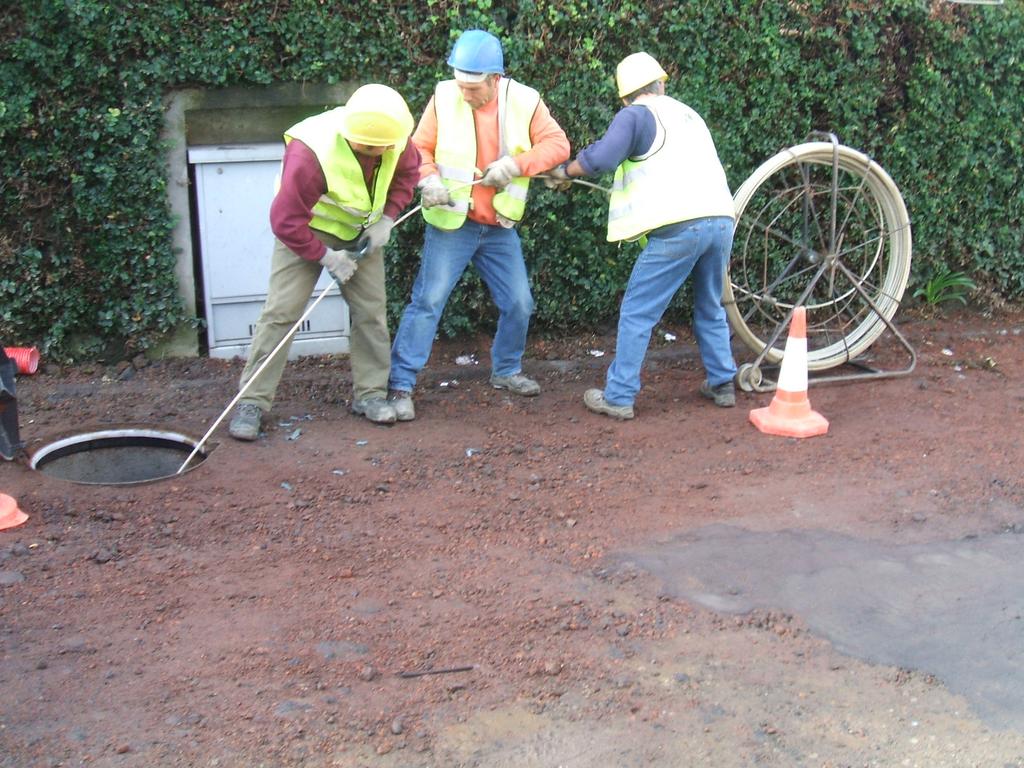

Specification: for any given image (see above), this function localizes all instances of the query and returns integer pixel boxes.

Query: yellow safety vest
[285,108,406,242]
[607,96,734,243]
[423,78,539,230]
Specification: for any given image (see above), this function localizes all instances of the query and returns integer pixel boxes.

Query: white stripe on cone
[777,335,807,393]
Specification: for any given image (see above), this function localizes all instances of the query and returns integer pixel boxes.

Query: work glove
[419,174,451,208]
[543,163,573,192]
[320,247,359,285]
[480,155,520,189]
[357,215,395,253]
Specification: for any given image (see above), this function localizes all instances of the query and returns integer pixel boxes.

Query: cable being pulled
[536,173,612,195]
[176,178,486,474]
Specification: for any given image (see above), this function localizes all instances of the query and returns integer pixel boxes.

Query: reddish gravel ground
[2,307,1024,767]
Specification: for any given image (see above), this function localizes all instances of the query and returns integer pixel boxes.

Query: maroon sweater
[270,138,420,261]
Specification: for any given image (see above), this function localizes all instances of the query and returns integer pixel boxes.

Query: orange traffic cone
[0,493,27,531]
[749,306,829,438]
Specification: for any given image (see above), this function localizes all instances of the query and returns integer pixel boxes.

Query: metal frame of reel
[728,132,917,394]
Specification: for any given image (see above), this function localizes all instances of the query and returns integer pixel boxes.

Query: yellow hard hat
[341,84,415,146]
[615,52,668,99]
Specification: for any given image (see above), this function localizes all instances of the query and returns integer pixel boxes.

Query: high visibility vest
[423,78,539,230]
[606,96,734,243]
[285,108,406,242]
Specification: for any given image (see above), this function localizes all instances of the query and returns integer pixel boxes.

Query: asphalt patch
[624,524,1024,730]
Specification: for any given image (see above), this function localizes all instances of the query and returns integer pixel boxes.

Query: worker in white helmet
[229,84,420,440]
[546,52,737,420]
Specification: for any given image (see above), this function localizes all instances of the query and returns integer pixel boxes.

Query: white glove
[419,174,451,208]
[543,163,573,192]
[480,155,520,189]
[357,215,395,252]
[320,248,358,285]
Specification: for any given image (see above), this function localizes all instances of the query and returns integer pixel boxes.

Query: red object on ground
[0,493,27,531]
[3,347,39,375]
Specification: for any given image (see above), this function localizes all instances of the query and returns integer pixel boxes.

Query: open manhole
[31,429,210,485]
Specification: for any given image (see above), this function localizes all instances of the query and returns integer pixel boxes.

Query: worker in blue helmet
[386,29,571,421]
[447,28,505,75]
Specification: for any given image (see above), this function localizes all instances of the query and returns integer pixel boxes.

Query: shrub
[1,0,1022,360]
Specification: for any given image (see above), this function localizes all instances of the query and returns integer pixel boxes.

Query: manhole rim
[29,427,213,486]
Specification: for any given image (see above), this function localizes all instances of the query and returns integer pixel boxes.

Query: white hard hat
[615,52,668,99]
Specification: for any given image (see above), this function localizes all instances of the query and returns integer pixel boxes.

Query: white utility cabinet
[189,143,350,359]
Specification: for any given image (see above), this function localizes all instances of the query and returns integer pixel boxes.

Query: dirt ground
[2,308,1024,768]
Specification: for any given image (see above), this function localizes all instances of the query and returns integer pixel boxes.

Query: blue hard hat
[447,29,504,75]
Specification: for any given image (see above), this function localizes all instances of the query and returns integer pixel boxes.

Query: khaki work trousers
[237,236,390,412]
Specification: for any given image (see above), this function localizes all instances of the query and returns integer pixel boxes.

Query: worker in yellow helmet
[546,52,737,420]
[228,84,420,440]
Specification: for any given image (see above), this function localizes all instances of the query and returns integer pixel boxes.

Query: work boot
[387,389,416,422]
[583,388,634,420]
[700,379,736,408]
[228,402,263,441]
[352,396,397,424]
[489,372,541,397]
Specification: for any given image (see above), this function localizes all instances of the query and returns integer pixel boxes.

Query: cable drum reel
[723,133,915,393]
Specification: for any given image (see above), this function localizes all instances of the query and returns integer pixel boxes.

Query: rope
[536,173,612,195]
[177,172,604,473]
[175,178,486,474]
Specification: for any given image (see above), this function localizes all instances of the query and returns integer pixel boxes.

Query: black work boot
[700,380,736,408]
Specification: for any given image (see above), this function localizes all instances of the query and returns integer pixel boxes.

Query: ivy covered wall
[1,1,1021,360]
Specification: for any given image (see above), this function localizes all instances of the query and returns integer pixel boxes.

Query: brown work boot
[351,397,397,424]
[387,389,415,422]
[228,402,263,441]
[583,388,634,420]
[490,372,541,397]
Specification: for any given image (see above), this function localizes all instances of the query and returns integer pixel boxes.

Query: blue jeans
[390,221,534,391]
[603,216,737,406]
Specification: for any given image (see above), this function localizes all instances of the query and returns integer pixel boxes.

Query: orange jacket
[412,77,570,226]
